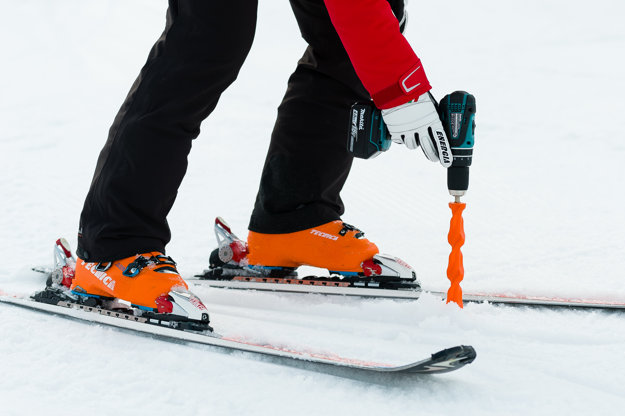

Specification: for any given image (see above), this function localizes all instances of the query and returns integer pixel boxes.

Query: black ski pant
[77,0,405,262]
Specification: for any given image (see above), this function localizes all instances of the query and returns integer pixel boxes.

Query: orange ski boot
[70,251,210,329]
[247,220,379,273]
[202,217,419,291]
[32,239,210,330]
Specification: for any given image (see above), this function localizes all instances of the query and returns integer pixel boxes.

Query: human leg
[78,0,258,262]
[248,0,405,234]
[246,0,404,271]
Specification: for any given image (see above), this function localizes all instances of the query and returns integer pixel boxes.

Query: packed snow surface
[1,1,624,415]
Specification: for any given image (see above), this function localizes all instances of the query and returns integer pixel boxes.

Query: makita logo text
[310,229,339,241]
[350,109,358,151]
[436,131,451,164]
[82,260,116,290]
[358,109,366,130]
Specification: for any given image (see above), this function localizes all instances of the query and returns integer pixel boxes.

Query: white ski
[192,277,420,299]
[191,278,625,310]
[0,290,476,374]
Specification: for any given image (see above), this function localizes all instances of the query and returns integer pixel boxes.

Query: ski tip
[431,345,476,369]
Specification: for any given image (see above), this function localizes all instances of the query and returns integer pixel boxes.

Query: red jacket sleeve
[324,0,431,109]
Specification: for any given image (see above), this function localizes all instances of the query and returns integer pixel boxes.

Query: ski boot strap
[339,223,364,239]
[123,254,178,277]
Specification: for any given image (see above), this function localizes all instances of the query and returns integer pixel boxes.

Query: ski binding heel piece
[50,238,76,289]
[214,217,249,265]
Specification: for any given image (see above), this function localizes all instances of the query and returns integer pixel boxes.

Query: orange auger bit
[447,202,466,307]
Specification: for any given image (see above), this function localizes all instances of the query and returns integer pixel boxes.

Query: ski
[191,278,625,311]
[191,275,421,299]
[0,290,476,374]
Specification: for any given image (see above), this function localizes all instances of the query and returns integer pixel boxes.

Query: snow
[1,0,624,415]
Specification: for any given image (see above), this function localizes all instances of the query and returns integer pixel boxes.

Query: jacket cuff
[371,62,432,109]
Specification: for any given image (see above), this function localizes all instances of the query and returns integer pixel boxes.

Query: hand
[381,92,452,167]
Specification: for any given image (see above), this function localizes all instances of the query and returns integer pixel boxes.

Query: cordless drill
[438,91,476,202]
[346,91,476,194]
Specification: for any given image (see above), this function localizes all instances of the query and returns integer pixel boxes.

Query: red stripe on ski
[220,335,392,368]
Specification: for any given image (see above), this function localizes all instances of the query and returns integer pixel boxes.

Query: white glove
[381,93,452,167]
